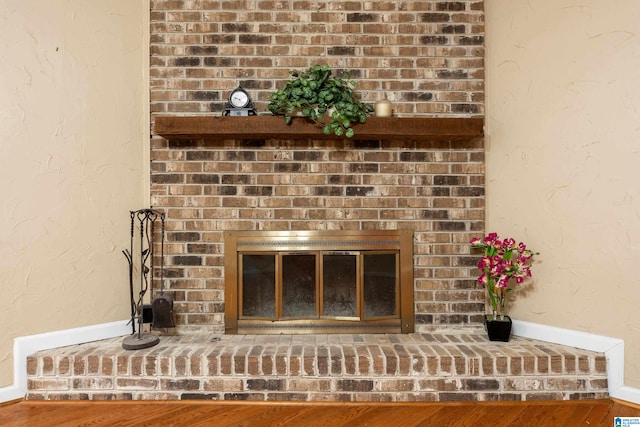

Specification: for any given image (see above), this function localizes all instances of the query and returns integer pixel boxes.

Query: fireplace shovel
[150,212,175,329]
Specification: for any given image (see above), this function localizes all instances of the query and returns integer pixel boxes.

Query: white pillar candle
[374,98,392,117]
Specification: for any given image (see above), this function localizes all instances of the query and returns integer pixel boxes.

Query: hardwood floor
[1,399,639,426]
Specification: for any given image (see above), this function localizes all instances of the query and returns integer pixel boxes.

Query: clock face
[230,89,249,108]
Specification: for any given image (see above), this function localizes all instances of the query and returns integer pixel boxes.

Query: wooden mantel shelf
[154,115,484,141]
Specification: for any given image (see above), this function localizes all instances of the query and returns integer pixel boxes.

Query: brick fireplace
[149,0,486,334]
[23,1,613,402]
[151,124,485,334]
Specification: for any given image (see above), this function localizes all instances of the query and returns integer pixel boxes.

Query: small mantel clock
[223,86,256,116]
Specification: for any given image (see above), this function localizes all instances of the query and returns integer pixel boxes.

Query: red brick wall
[149,0,485,333]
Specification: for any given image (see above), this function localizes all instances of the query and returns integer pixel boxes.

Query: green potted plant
[268,64,373,138]
[470,232,538,341]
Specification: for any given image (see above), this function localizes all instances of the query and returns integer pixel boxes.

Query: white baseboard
[0,385,22,404]
[0,320,130,403]
[512,319,640,404]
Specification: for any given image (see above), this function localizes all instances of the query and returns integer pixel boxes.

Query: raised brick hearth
[26,332,608,401]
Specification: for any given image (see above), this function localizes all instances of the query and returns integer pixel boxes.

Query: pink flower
[469,232,538,317]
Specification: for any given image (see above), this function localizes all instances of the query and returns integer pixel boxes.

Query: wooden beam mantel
[153,115,484,142]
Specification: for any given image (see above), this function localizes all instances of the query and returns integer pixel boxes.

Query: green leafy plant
[268,64,374,138]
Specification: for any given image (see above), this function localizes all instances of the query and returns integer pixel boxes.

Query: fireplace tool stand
[122,209,170,350]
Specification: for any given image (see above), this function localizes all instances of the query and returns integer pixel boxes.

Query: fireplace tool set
[122,209,175,350]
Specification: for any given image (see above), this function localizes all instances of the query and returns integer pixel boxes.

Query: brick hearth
[26,332,608,402]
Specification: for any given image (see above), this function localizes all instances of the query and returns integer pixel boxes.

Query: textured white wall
[486,0,640,388]
[0,1,147,387]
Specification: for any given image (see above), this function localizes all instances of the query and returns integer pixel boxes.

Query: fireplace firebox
[224,230,414,334]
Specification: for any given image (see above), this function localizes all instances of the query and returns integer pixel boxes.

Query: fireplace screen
[225,230,414,334]
[241,252,397,320]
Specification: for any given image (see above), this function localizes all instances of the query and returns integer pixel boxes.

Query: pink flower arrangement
[470,232,538,320]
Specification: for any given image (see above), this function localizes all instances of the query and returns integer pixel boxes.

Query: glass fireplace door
[240,254,276,319]
[239,251,398,322]
[226,230,414,334]
[363,252,398,318]
[321,253,358,319]
[282,254,317,318]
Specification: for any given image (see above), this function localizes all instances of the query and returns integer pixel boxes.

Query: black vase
[484,315,512,342]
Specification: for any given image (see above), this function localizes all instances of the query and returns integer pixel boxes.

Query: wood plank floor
[1,399,639,426]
